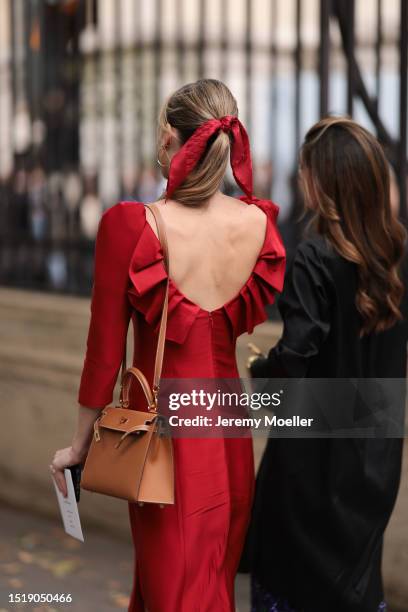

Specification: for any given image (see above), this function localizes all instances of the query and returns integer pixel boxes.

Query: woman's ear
[160,129,172,150]
[164,125,181,154]
[157,124,182,178]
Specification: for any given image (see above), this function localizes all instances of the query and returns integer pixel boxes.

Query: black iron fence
[0,0,406,295]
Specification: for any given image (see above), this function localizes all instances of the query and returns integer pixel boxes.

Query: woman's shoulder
[100,200,146,226]
[95,201,148,260]
[296,234,342,264]
[293,234,356,290]
[238,194,280,221]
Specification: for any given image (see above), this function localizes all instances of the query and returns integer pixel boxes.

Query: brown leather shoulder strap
[147,203,169,273]
[120,203,170,410]
[147,203,170,403]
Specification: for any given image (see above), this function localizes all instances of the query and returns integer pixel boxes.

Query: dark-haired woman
[247,117,407,612]
[49,79,286,611]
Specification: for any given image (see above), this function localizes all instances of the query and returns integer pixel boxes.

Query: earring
[157,145,170,168]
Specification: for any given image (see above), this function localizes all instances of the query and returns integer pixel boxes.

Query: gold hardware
[152,385,159,409]
[138,501,144,507]
[247,354,261,368]
[119,382,128,407]
[93,416,102,442]
[247,342,263,355]
[159,504,164,509]
[246,342,266,370]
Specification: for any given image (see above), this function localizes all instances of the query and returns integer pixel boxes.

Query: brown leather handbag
[81,204,174,506]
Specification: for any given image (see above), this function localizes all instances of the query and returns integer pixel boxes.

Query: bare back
[145,192,267,312]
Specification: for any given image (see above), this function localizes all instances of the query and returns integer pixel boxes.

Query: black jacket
[246,235,407,612]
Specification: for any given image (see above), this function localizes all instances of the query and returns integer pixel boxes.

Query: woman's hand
[246,342,266,374]
[50,405,103,497]
[50,445,87,498]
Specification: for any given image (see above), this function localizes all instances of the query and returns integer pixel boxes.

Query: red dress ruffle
[127,196,285,343]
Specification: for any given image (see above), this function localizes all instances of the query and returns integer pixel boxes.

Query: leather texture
[81,203,174,505]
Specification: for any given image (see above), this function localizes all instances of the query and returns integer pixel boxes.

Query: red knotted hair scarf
[165,115,253,200]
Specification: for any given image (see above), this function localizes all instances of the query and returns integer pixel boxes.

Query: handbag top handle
[120,203,170,411]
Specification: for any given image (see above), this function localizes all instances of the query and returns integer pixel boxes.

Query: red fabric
[78,200,286,611]
[166,115,253,199]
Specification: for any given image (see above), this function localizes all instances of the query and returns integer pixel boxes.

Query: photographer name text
[168,415,314,429]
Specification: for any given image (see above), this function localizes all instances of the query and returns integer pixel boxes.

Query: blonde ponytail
[158,79,238,207]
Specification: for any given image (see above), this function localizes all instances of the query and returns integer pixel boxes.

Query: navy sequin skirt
[251,579,387,612]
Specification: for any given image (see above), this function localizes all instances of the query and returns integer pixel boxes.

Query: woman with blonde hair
[50,79,286,611]
[247,117,407,612]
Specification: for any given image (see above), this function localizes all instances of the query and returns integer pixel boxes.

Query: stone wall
[0,288,406,608]
[0,288,281,538]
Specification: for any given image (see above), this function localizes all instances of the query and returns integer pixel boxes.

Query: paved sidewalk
[0,504,250,612]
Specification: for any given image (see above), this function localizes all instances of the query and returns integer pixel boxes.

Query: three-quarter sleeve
[252,240,332,378]
[78,202,145,408]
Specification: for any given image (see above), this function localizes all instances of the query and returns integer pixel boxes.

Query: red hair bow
[165,115,253,199]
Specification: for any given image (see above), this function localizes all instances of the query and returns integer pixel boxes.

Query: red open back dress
[77,116,286,612]
[77,197,285,611]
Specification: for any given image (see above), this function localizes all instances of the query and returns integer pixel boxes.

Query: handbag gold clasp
[93,418,101,442]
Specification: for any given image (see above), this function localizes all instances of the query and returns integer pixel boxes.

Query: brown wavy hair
[299,116,406,336]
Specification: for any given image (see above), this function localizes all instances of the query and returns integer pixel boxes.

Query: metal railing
[0,0,406,295]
